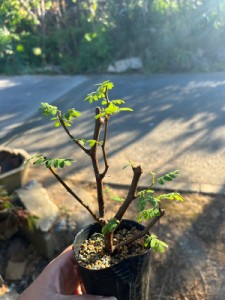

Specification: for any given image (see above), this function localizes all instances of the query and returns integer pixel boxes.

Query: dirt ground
[1,169,225,299]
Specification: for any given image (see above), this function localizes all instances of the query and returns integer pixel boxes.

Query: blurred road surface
[1,73,225,194]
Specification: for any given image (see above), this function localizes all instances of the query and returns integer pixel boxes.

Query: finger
[40,248,80,295]
[51,246,76,267]
[74,285,83,295]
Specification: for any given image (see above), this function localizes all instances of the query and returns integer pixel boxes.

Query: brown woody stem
[104,231,113,253]
[57,111,89,154]
[114,208,165,250]
[48,166,99,222]
[100,116,109,179]
[90,107,105,218]
[114,165,143,221]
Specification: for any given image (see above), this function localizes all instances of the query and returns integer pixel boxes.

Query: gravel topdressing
[77,227,148,270]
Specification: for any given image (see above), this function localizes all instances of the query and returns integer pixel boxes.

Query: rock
[5,260,27,281]
[22,228,56,258]
[22,217,74,258]
[15,181,87,258]
[107,57,143,73]
[16,180,59,232]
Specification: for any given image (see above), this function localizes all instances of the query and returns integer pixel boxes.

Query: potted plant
[28,81,184,300]
[0,147,30,194]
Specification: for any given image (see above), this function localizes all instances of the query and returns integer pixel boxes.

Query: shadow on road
[1,73,225,299]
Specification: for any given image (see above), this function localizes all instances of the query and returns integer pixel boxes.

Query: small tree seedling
[28,81,184,254]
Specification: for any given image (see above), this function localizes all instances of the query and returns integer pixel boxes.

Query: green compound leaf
[39,104,81,128]
[62,108,81,127]
[85,92,105,103]
[137,190,158,212]
[95,103,133,119]
[74,139,102,147]
[96,80,114,91]
[63,108,81,121]
[85,80,114,103]
[28,155,75,169]
[102,218,120,235]
[144,234,168,253]
[137,207,160,223]
[157,170,180,185]
[111,196,125,203]
[157,192,184,202]
[101,99,125,106]
[39,102,58,116]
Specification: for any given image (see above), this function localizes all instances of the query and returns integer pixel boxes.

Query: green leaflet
[96,80,114,90]
[111,196,125,203]
[39,102,58,116]
[95,103,133,119]
[102,218,120,235]
[74,138,103,147]
[144,234,168,253]
[64,108,81,120]
[137,190,158,212]
[157,192,184,202]
[102,99,125,105]
[157,170,180,185]
[40,104,81,128]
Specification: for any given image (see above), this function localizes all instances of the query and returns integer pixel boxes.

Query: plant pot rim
[0,147,29,178]
[73,219,151,272]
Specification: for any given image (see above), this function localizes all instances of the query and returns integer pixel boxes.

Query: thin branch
[100,116,109,179]
[90,107,105,218]
[105,87,110,105]
[99,87,110,178]
[114,165,143,221]
[114,209,165,250]
[48,166,99,223]
[57,111,90,154]
[90,107,104,147]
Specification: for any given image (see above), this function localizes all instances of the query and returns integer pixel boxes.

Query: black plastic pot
[73,219,151,300]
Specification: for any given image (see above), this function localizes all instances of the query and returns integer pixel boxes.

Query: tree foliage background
[0,0,225,74]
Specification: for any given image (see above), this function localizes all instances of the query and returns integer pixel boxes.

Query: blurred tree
[0,0,225,74]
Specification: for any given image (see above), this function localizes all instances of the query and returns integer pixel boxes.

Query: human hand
[17,246,117,300]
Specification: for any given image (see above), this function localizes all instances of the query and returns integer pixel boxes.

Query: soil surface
[77,227,147,270]
[1,173,225,299]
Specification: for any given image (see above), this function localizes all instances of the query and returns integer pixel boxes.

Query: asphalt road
[1,73,225,194]
[0,75,87,139]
